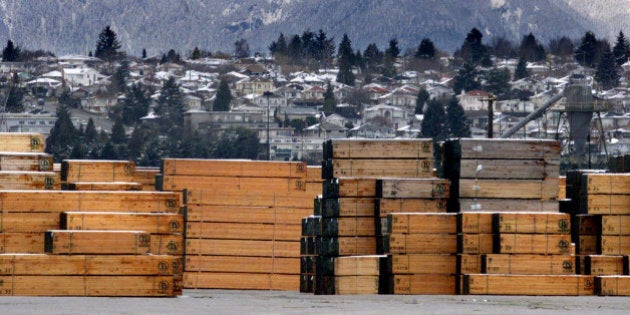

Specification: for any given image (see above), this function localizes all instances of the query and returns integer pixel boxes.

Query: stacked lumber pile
[608,155,630,173]
[307,139,442,295]
[134,167,160,191]
[0,133,57,190]
[575,173,630,296]
[443,139,561,212]
[158,159,319,290]
[0,189,183,296]
[462,212,596,295]
[385,213,458,294]
[60,159,141,191]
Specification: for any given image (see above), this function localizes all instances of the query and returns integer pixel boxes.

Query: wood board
[583,173,630,195]
[183,272,297,290]
[377,178,449,199]
[458,198,559,212]
[391,274,456,294]
[377,198,447,216]
[0,212,60,233]
[184,189,316,208]
[583,195,630,215]
[458,158,560,179]
[186,204,311,224]
[322,197,376,218]
[388,254,457,275]
[159,175,306,192]
[494,234,572,255]
[334,255,387,276]
[323,159,433,179]
[0,133,45,152]
[0,232,45,253]
[458,212,495,234]
[387,213,457,235]
[0,152,53,171]
[185,239,299,257]
[601,215,630,235]
[583,255,628,276]
[0,171,59,190]
[444,139,561,160]
[458,178,559,200]
[458,233,494,254]
[321,217,376,237]
[385,233,457,254]
[463,274,594,296]
[61,212,183,234]
[61,160,135,182]
[493,212,571,234]
[184,256,299,274]
[161,158,307,178]
[595,276,630,296]
[186,222,301,241]
[483,254,575,275]
[45,230,151,255]
[334,275,380,294]
[0,275,176,296]
[323,139,433,160]
[322,178,377,198]
[62,182,142,191]
[316,236,377,256]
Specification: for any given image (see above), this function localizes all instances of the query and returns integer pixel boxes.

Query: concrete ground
[1,290,629,314]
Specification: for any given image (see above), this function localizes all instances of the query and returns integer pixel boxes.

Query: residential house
[459,90,490,111]
[62,67,106,87]
[363,104,408,129]
[235,78,274,96]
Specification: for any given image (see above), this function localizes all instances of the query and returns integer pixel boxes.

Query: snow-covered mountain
[0,0,617,56]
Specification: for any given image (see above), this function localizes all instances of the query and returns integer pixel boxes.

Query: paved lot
[1,290,629,314]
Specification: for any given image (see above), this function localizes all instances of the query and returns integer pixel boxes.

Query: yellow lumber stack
[385,213,458,294]
[158,158,316,291]
[0,133,56,190]
[576,173,630,296]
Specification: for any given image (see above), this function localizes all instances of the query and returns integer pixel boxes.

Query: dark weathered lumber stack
[608,154,630,173]
[158,158,318,290]
[311,139,440,295]
[60,159,141,191]
[385,212,458,294]
[443,139,561,212]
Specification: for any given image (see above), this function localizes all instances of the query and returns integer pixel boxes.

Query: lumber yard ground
[0,290,628,314]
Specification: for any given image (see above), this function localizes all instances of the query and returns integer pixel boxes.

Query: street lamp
[263,91,274,160]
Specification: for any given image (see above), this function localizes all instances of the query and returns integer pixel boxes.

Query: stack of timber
[578,173,630,296]
[457,211,495,288]
[461,212,596,296]
[385,212,459,294]
[443,139,560,212]
[60,159,141,191]
[312,138,439,295]
[0,133,57,190]
[300,215,320,293]
[158,159,317,291]
[0,189,183,296]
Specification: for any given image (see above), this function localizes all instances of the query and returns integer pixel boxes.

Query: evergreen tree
[315,29,335,65]
[213,127,260,159]
[110,59,129,94]
[446,97,471,137]
[514,57,529,80]
[612,31,630,65]
[457,28,489,65]
[483,68,511,97]
[122,84,151,126]
[191,46,201,60]
[336,34,355,86]
[322,82,336,113]
[84,118,97,143]
[111,118,126,144]
[5,87,24,113]
[141,48,147,59]
[94,25,121,61]
[127,124,148,162]
[213,79,232,111]
[575,31,599,67]
[548,36,574,61]
[287,35,303,63]
[414,89,430,115]
[269,33,288,57]
[385,38,400,60]
[421,99,445,140]
[155,77,186,136]
[234,38,250,58]
[415,38,436,59]
[490,36,516,59]
[519,33,546,62]
[100,141,118,159]
[452,63,480,93]
[363,43,383,72]
[595,47,620,90]
[2,40,20,62]
[45,105,79,162]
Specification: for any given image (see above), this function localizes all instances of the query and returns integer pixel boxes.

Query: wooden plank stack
[60,159,141,191]
[385,213,459,294]
[0,133,57,190]
[443,139,561,212]
[574,173,630,296]
[310,138,443,295]
[158,159,318,290]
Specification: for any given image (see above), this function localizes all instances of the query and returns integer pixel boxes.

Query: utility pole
[479,94,497,138]
[263,91,274,160]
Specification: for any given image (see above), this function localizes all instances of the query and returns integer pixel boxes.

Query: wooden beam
[458,178,559,200]
[493,212,571,234]
[0,133,45,152]
[483,254,575,274]
[0,152,53,171]
[377,198,447,217]
[183,272,297,290]
[316,236,377,256]
[385,234,457,254]
[61,160,135,182]
[391,274,456,294]
[583,173,630,195]
[595,276,630,296]
[45,230,151,255]
[584,255,628,275]
[458,212,495,234]
[324,139,433,160]
[159,175,306,192]
[377,178,449,199]
[584,195,630,215]
[323,159,433,179]
[61,212,183,234]
[322,197,376,218]
[463,274,594,295]
[161,159,307,179]
[388,254,457,275]
[185,239,299,257]
[184,256,299,274]
[186,222,300,241]
[458,158,560,179]
[494,234,572,255]
[458,199,559,212]
[62,182,142,191]
[0,171,59,190]
[186,204,311,224]
[387,213,457,235]
[458,233,494,254]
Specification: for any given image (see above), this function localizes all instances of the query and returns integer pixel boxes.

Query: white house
[63,67,106,87]
[364,104,408,128]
